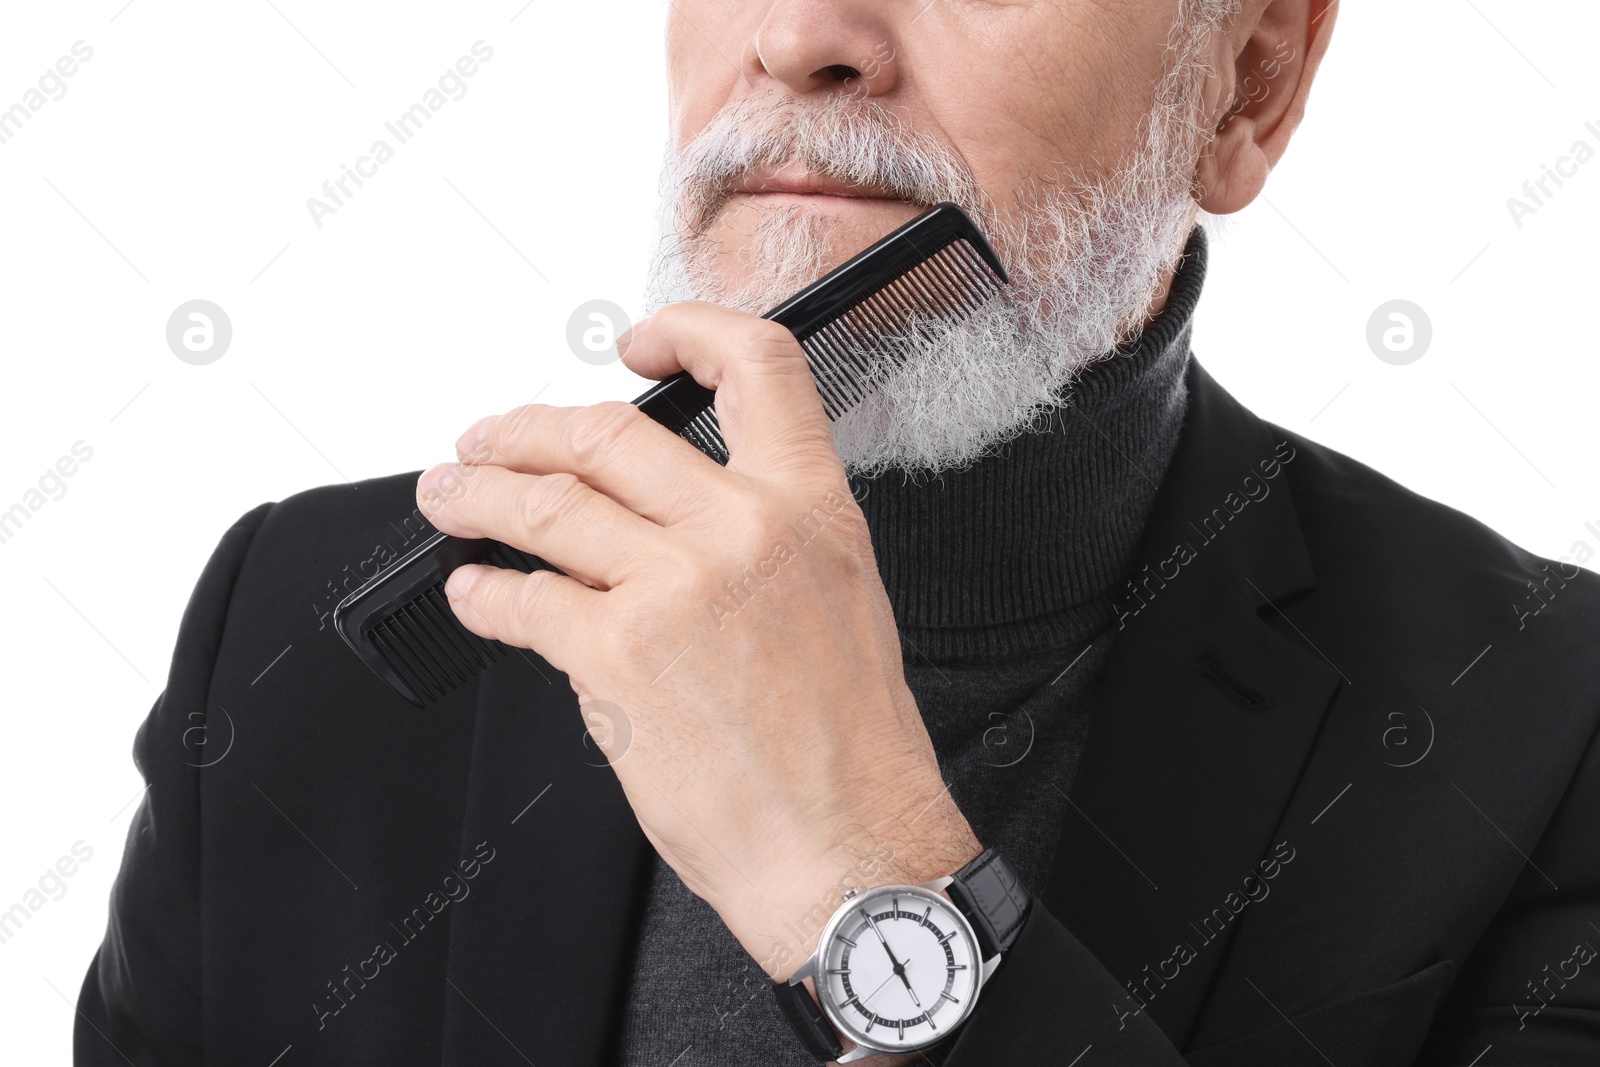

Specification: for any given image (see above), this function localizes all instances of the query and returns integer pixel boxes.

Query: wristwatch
[772,848,1031,1062]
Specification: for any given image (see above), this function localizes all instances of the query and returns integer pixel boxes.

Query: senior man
[78,0,1600,1065]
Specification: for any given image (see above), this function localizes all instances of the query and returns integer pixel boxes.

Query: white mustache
[670,91,989,234]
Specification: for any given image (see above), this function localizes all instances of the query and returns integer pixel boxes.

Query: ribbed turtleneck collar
[850,224,1208,663]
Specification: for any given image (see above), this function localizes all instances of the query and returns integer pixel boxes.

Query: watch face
[815,883,983,1052]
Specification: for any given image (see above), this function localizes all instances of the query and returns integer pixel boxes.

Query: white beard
[646,30,1215,477]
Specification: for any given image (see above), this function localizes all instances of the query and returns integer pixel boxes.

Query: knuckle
[739,321,803,366]
[483,404,537,456]
[652,300,710,329]
[651,302,694,332]
[565,401,644,469]
[662,542,718,596]
[520,472,586,535]
[509,570,558,633]
[737,489,862,562]
[832,508,876,559]
[632,304,683,349]
[594,617,642,663]
[732,498,792,551]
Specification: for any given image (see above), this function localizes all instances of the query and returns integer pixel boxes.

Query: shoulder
[250,468,428,565]
[175,470,438,707]
[1269,422,1600,711]
[230,470,431,629]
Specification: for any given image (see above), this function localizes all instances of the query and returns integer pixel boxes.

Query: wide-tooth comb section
[335,203,1007,707]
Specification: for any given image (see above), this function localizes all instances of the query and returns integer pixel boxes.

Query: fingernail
[446,563,484,601]
[615,325,634,353]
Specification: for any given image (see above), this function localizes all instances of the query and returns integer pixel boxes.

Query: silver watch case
[785,875,1002,1062]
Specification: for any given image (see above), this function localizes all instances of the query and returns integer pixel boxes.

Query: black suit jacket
[77,360,1600,1065]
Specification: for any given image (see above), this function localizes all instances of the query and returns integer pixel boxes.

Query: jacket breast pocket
[1185,960,1458,1067]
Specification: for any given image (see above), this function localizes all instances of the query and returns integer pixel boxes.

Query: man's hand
[415,302,980,984]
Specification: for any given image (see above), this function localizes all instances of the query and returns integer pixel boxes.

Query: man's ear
[1196,0,1338,215]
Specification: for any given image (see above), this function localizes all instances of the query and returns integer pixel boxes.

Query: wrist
[772,849,1024,1063]
[722,809,979,981]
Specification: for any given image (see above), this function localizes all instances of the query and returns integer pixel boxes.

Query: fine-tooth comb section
[334,202,1009,707]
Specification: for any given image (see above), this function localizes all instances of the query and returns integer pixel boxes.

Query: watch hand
[861,909,909,974]
[862,970,899,1008]
[896,960,921,1008]
[861,907,926,1010]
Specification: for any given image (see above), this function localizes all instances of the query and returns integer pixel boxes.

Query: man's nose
[746,1,901,98]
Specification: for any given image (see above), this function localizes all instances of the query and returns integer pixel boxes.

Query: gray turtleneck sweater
[614,226,1208,1066]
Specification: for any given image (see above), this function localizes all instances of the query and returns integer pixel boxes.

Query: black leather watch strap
[773,978,844,1062]
[945,848,1031,959]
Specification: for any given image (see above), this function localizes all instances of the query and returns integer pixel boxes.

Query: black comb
[334,202,1008,707]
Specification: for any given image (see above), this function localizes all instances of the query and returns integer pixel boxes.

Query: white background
[1,2,1596,1062]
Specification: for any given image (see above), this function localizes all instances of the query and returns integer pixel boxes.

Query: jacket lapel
[1045,359,1344,1047]
[441,647,650,1066]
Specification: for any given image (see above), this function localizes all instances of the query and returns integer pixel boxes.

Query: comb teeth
[379,553,552,706]
[681,406,730,465]
[369,587,503,706]
[689,236,1007,446]
[335,533,542,707]
[798,238,1003,420]
[335,203,1007,707]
